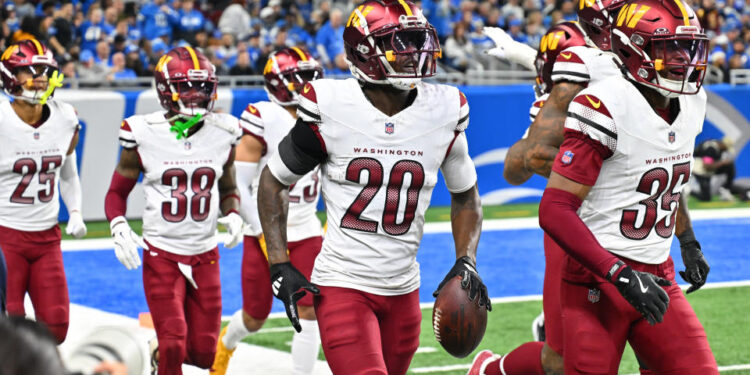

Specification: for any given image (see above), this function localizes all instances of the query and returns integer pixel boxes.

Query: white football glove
[110,216,146,270]
[218,212,243,249]
[483,26,537,71]
[65,210,87,239]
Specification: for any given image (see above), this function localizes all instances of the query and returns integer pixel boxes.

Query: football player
[0,39,87,344]
[539,0,718,373]
[256,1,491,373]
[211,47,325,375]
[103,46,244,375]
[470,1,709,374]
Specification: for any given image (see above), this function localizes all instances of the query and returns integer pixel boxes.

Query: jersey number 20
[341,157,425,236]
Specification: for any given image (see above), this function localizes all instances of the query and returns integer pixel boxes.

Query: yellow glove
[40,70,64,105]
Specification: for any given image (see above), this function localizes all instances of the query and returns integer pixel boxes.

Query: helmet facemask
[12,64,54,104]
[164,68,218,119]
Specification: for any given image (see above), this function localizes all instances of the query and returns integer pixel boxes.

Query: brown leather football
[432,274,488,358]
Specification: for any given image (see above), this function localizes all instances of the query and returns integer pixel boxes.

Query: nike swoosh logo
[585,95,601,109]
[561,52,572,60]
[635,274,649,293]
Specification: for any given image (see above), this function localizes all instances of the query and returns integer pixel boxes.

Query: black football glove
[677,228,709,294]
[608,260,671,326]
[270,262,320,333]
[433,256,491,311]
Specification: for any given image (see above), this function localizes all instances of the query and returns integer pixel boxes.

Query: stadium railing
[730,69,750,85]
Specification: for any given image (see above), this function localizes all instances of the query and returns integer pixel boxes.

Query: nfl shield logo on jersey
[33,132,40,140]
[588,288,601,303]
[668,131,676,144]
[184,141,192,150]
[385,122,395,135]
[561,150,574,164]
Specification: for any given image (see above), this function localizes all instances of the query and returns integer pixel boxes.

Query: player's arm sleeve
[550,49,591,84]
[551,93,617,185]
[118,120,137,149]
[240,104,266,139]
[267,118,327,186]
[441,91,476,193]
[59,150,82,214]
[296,82,323,124]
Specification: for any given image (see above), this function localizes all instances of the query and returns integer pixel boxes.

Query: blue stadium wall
[57,83,750,221]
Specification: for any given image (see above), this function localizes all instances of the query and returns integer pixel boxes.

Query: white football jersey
[558,75,706,264]
[269,78,476,295]
[239,101,322,241]
[119,111,241,255]
[0,100,79,231]
[551,45,621,85]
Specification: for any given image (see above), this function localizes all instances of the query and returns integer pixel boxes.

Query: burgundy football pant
[560,255,718,375]
[142,242,222,374]
[0,224,68,343]
[242,235,322,319]
[314,286,421,375]
[542,233,564,354]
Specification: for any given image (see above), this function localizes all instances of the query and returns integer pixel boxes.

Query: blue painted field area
[63,217,750,318]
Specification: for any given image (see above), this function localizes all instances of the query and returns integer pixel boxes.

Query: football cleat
[210,326,236,375]
[532,311,546,342]
[467,349,502,375]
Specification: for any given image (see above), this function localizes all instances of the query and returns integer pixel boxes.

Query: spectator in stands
[229,50,255,75]
[502,0,525,22]
[78,7,112,53]
[177,0,207,45]
[445,21,481,71]
[107,52,136,82]
[60,59,77,82]
[48,0,75,61]
[692,137,739,201]
[140,0,179,41]
[124,44,149,77]
[95,40,112,68]
[218,0,252,40]
[77,49,107,84]
[315,8,344,71]
[13,1,35,22]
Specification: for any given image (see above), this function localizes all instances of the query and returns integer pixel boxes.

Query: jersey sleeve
[528,96,545,123]
[267,118,327,186]
[119,120,137,149]
[240,103,264,138]
[456,91,469,131]
[441,132,477,193]
[551,93,616,185]
[297,82,322,124]
[551,49,591,83]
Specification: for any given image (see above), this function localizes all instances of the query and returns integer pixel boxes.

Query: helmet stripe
[673,0,690,26]
[184,46,200,70]
[397,0,413,16]
[29,39,44,55]
[291,47,308,61]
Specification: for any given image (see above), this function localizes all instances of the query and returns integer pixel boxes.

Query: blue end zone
[63,217,750,317]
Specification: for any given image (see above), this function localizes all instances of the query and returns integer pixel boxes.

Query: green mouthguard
[170,113,203,140]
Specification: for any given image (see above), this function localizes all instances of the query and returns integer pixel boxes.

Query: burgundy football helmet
[611,0,708,97]
[534,22,589,95]
[0,39,58,104]
[154,46,218,117]
[578,0,627,50]
[343,0,442,90]
[263,47,323,106]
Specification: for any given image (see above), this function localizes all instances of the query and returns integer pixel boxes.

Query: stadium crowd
[0,0,748,83]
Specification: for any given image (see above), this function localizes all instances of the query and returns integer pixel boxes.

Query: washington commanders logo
[385,122,395,135]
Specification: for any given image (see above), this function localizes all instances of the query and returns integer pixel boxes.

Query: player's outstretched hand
[270,262,320,332]
[433,256,492,311]
[218,212,243,249]
[678,233,709,294]
[482,26,537,71]
[110,216,147,270]
[65,210,87,238]
[609,261,671,325]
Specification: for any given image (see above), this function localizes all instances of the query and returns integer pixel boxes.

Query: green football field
[231,285,750,374]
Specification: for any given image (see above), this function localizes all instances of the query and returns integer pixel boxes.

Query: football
[432,275,488,358]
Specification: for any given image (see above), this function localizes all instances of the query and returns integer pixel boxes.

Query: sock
[223,310,253,350]
[291,319,320,375]
[490,342,545,375]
